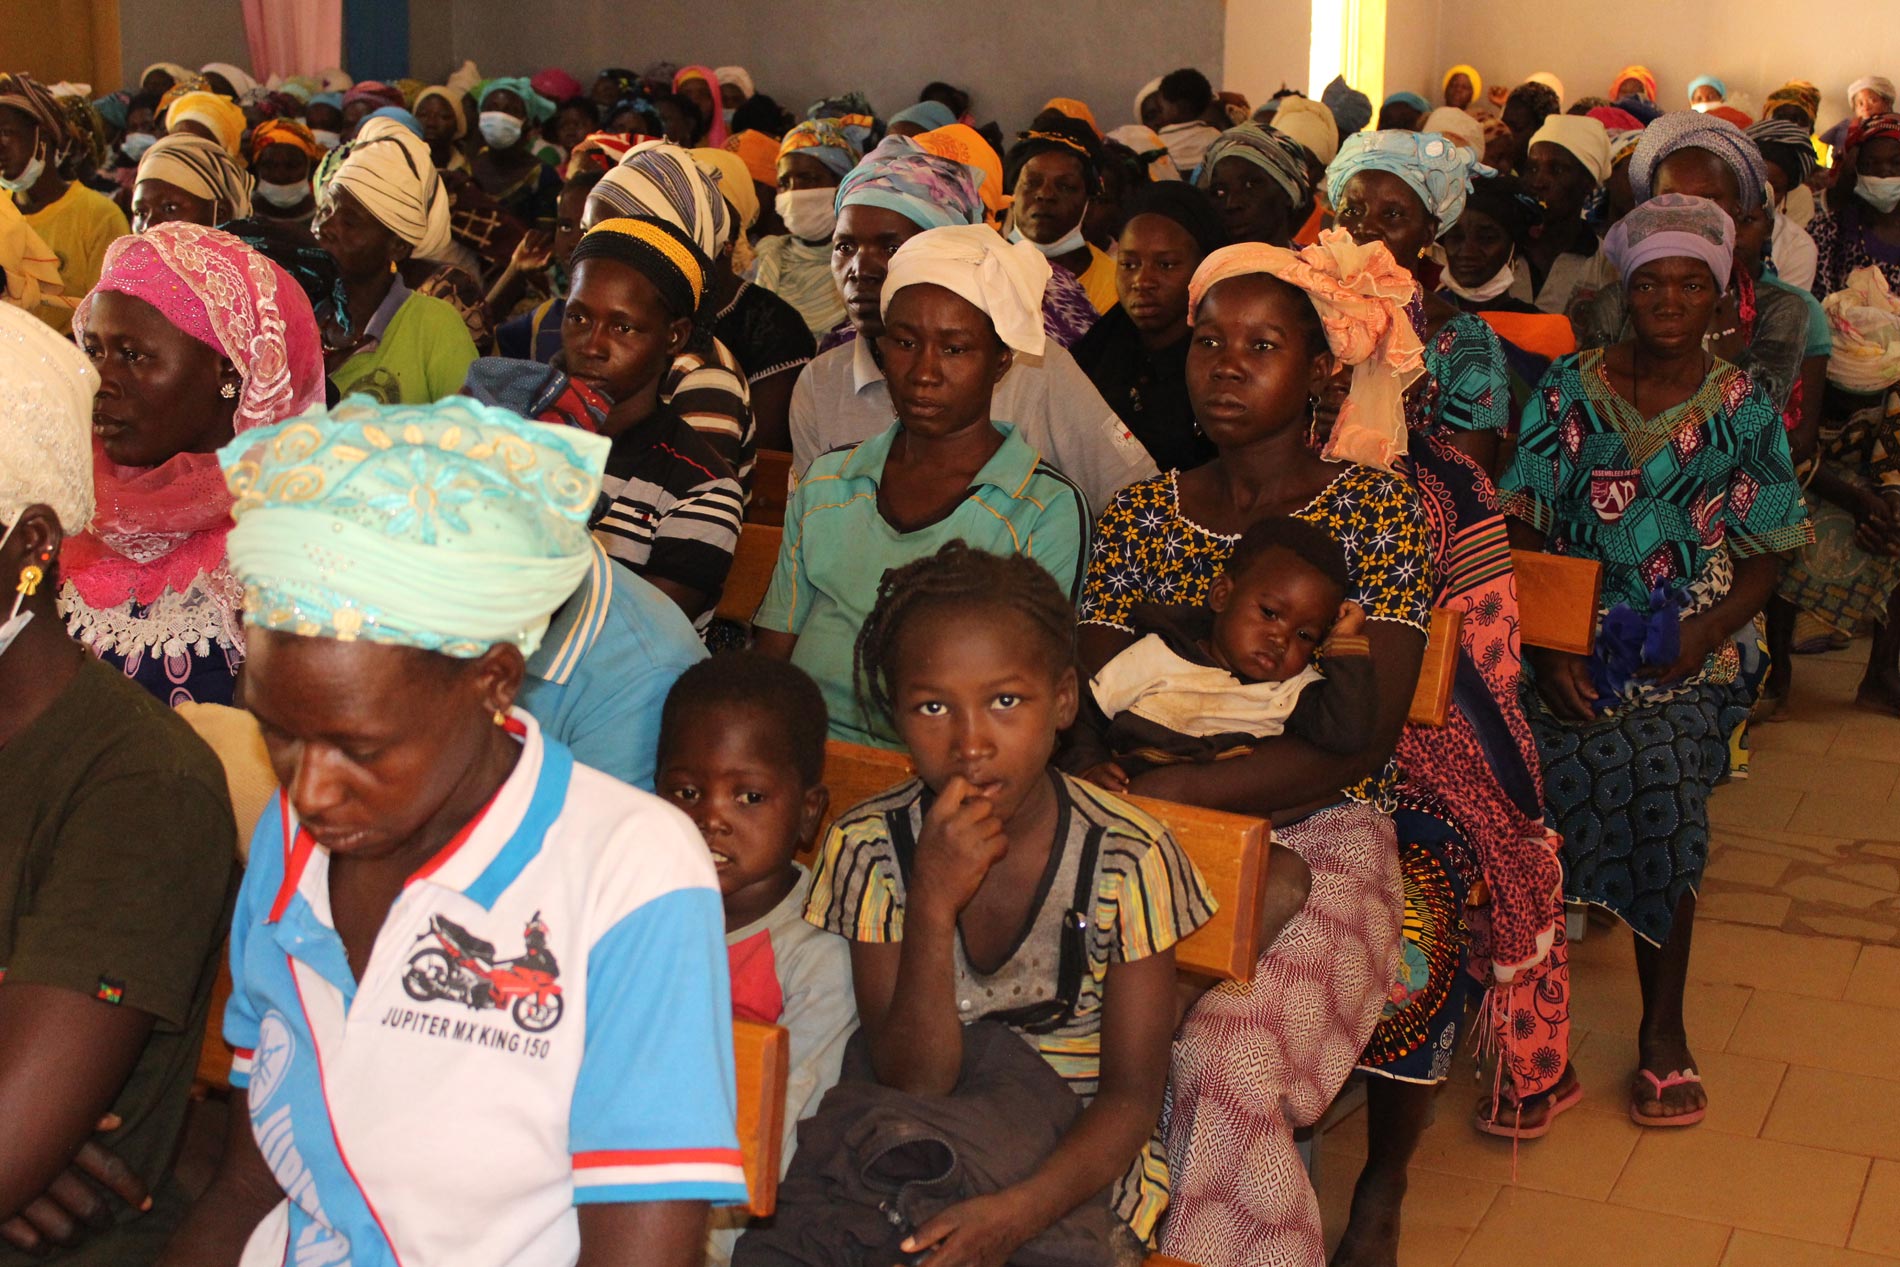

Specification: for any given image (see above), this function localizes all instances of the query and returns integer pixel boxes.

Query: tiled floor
[1314,643,1900,1265]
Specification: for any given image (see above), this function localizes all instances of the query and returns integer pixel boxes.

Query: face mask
[480,111,524,149]
[0,519,34,660]
[1691,101,1714,113]
[1008,208,1088,258]
[257,179,310,209]
[1442,256,1516,303]
[1856,174,1900,214]
[0,150,45,194]
[312,128,342,151]
[120,131,157,161]
[776,188,838,242]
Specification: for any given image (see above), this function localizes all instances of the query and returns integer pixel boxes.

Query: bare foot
[1855,670,1900,718]
[1332,1165,1404,1267]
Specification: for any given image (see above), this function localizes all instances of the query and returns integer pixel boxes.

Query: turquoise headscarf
[221,396,608,659]
[1325,129,1492,233]
[476,76,555,123]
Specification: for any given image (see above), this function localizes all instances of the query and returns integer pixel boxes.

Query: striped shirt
[593,404,744,633]
[663,339,756,496]
[803,770,1215,1241]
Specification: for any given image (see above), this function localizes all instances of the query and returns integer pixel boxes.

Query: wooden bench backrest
[732,1019,790,1218]
[1406,607,1462,727]
[715,524,782,624]
[747,449,794,528]
[1511,550,1602,655]
[812,740,1270,983]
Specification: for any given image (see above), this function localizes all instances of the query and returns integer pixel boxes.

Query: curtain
[240,0,343,81]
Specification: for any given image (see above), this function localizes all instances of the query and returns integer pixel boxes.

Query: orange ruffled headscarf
[1610,64,1658,102]
[1186,230,1424,473]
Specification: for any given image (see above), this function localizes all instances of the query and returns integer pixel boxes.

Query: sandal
[1473,1071,1583,1140]
[1629,1068,1705,1128]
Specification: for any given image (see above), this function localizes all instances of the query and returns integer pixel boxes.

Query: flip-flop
[1474,1074,1584,1140]
[1630,1068,1705,1127]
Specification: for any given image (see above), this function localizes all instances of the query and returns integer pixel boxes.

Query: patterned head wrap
[1610,65,1659,102]
[319,117,454,260]
[476,77,555,123]
[1628,111,1770,208]
[889,101,956,133]
[881,224,1051,357]
[914,124,1011,219]
[413,85,469,140]
[342,82,404,113]
[250,118,324,165]
[1198,123,1315,205]
[1764,81,1822,127]
[672,67,728,145]
[589,140,732,258]
[52,91,108,171]
[836,134,985,229]
[1746,118,1820,186]
[1846,113,1900,152]
[1603,192,1734,286]
[136,133,255,219]
[1322,76,1373,137]
[569,215,713,325]
[364,106,423,140]
[725,129,780,186]
[165,90,247,157]
[1187,230,1425,472]
[221,397,608,658]
[1608,128,1646,169]
[1850,77,1898,108]
[0,73,74,164]
[0,300,98,532]
[692,146,759,231]
[808,92,878,125]
[1004,120,1101,194]
[1105,124,1183,182]
[1041,98,1100,139]
[778,114,877,180]
[1442,64,1483,104]
[1326,129,1493,232]
[564,131,636,178]
[1267,95,1338,165]
[1687,75,1727,104]
[1588,106,1645,134]
[1528,115,1612,184]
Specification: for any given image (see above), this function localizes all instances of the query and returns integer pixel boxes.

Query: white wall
[121,0,250,88]
[1224,0,1312,107]
[430,0,1223,137]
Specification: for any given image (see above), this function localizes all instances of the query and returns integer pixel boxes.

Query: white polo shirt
[225,712,746,1267]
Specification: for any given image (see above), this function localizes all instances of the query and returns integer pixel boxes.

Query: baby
[1075,516,1374,791]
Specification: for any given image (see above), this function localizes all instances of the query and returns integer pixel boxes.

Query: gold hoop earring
[17,564,43,597]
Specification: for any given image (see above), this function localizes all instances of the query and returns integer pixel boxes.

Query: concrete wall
[119,0,249,88]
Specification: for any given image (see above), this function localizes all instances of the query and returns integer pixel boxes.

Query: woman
[1071,180,1224,471]
[156,396,745,1267]
[1004,120,1118,312]
[0,301,235,1267]
[130,133,253,231]
[1195,121,1312,247]
[1324,129,1571,1262]
[1515,114,1619,314]
[1688,75,1728,109]
[1078,235,1428,1267]
[1821,77,1896,153]
[753,114,873,338]
[247,119,322,226]
[1502,194,1811,1130]
[1502,81,1564,179]
[163,90,246,158]
[1379,91,1431,132]
[672,66,728,146]
[473,77,563,231]
[1610,64,1660,105]
[413,84,470,172]
[1443,64,1482,113]
[316,117,481,402]
[62,223,325,708]
[1748,117,1822,292]
[1810,113,1900,298]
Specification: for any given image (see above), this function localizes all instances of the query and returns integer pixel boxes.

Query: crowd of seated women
[3,46,1897,1267]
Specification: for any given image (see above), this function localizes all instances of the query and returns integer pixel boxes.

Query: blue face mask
[479,111,524,149]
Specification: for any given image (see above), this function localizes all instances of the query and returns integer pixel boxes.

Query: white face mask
[1691,101,1714,113]
[0,519,35,660]
[1442,256,1516,303]
[120,131,157,161]
[776,187,838,242]
[480,111,524,149]
[1008,208,1088,258]
[311,128,342,151]
[0,149,45,194]
[1856,174,1900,214]
[256,179,311,209]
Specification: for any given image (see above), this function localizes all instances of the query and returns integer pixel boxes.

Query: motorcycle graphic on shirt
[402,912,565,1033]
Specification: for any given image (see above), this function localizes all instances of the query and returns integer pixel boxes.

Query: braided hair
[852,540,1075,727]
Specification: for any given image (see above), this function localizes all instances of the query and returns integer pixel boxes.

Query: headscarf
[1821,266,1900,392]
[342,82,406,114]
[1442,64,1483,105]
[319,116,454,261]
[1687,75,1727,105]
[1105,124,1183,181]
[165,90,246,157]
[1611,94,1664,126]
[1198,123,1314,205]
[880,224,1050,357]
[567,215,712,325]
[597,68,641,102]
[673,67,729,145]
[414,85,469,139]
[1042,98,1100,139]
[590,140,732,259]
[0,196,70,315]
[222,397,607,659]
[715,67,755,102]
[365,106,424,140]
[476,77,555,123]
[1764,81,1822,127]
[1326,129,1492,232]
[692,145,759,231]
[52,91,109,171]
[200,62,260,104]
[1849,77,1898,109]
[1424,106,1485,154]
[1121,180,1226,256]
[1588,106,1645,134]
[92,90,131,132]
[1602,192,1734,286]
[1608,128,1646,169]
[1628,111,1769,208]
[250,118,323,165]
[1267,95,1338,165]
[1187,230,1425,472]
[318,67,355,93]
[836,134,984,230]
[1004,121,1101,194]
[726,128,780,186]
[1707,105,1754,130]
[916,124,1012,219]
[778,114,876,179]
[807,92,879,127]
[0,300,97,532]
[0,73,74,164]
[1526,72,1566,107]
[67,224,326,609]
[889,101,957,133]
[135,133,255,219]
[1322,76,1373,138]
[564,131,637,178]
[309,91,345,113]
[140,62,194,90]
[1846,113,1900,152]
[532,68,583,104]
[1133,77,1164,124]
[1528,115,1611,184]
[1610,65,1659,102]
[1384,91,1431,115]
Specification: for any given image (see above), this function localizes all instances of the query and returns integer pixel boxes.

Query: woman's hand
[1850,487,1900,557]
[910,777,1008,921]
[899,1189,1038,1267]
[1638,613,1726,684]
[0,1118,149,1254]
[1531,646,1598,720]
[508,230,555,279]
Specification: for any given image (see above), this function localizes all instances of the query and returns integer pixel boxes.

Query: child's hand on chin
[898,1188,1037,1267]
[912,775,1009,917]
[1328,598,1369,641]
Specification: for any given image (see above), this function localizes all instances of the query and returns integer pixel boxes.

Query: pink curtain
[241,0,343,81]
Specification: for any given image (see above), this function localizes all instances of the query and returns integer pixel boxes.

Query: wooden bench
[1512,549,1602,654]
[814,739,1272,983]
[1406,607,1462,726]
[715,523,782,625]
[747,449,794,528]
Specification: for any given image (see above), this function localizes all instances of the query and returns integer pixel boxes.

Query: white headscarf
[0,301,99,532]
[1133,76,1164,124]
[880,224,1051,358]
[322,117,454,261]
[1425,105,1485,155]
[1529,115,1611,185]
[1106,124,1183,181]
[714,66,754,101]
[201,62,261,104]
[1270,96,1340,165]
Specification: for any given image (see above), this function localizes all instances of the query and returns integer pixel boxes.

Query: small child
[654,652,855,1266]
[1072,516,1375,792]
[791,540,1215,1264]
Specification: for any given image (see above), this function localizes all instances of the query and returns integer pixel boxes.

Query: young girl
[800,541,1215,1264]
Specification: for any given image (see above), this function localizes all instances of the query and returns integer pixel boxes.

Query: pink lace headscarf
[1187,229,1425,473]
[65,222,326,609]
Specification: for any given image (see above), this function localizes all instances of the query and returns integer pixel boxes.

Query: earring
[389,260,399,274]
[493,709,508,727]
[219,381,237,399]
[1306,394,1323,448]
[17,564,43,597]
